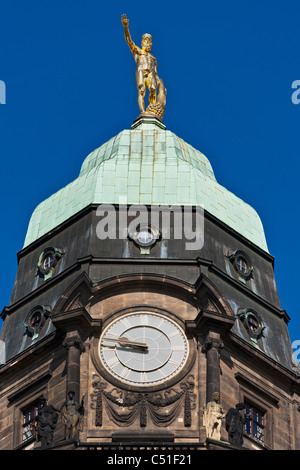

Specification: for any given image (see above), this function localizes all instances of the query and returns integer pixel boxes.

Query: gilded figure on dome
[121,14,167,120]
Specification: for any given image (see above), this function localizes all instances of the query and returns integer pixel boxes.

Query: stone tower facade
[0,117,299,451]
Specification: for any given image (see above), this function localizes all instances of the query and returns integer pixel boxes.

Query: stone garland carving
[91,375,196,428]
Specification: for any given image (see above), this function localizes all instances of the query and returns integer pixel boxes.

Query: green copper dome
[23,119,268,251]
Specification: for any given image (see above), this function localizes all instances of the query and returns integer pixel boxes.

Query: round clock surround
[93,309,194,391]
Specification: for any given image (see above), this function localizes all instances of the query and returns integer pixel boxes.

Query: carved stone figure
[35,397,59,447]
[61,390,85,441]
[121,14,167,119]
[225,402,246,447]
[203,392,225,440]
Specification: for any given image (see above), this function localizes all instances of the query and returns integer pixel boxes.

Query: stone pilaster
[202,337,224,403]
[52,308,101,402]
[62,334,85,402]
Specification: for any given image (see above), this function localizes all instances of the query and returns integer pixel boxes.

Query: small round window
[41,253,55,272]
[246,313,260,332]
[238,309,265,339]
[24,306,51,340]
[229,250,254,280]
[128,224,161,254]
[30,310,42,330]
[236,256,248,274]
[137,229,154,246]
[37,247,62,278]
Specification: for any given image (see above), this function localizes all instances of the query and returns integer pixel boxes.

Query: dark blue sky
[0,0,299,352]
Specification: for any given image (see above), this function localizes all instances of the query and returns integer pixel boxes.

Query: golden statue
[121,14,167,120]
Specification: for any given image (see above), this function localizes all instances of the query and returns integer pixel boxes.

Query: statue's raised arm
[121,14,137,54]
[121,14,167,120]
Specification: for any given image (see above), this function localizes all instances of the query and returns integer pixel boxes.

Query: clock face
[99,312,189,387]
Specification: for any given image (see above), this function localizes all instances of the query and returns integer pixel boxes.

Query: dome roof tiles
[23,119,268,252]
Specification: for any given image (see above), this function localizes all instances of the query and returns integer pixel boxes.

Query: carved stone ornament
[60,391,85,441]
[91,375,196,428]
[201,338,224,355]
[225,402,246,447]
[203,392,225,441]
[35,397,59,447]
[62,335,86,354]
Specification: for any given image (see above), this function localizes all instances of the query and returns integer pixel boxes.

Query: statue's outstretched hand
[121,14,129,27]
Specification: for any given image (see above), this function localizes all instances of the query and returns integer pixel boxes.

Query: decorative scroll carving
[91,375,196,428]
[91,380,107,427]
[181,377,195,427]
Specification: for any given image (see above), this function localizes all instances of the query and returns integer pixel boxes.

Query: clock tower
[0,17,299,452]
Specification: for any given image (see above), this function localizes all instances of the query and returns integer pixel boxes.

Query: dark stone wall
[10,206,279,307]
[0,205,289,368]
[0,204,298,451]
[9,210,93,305]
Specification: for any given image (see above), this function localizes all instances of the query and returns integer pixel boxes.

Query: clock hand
[102,336,148,350]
